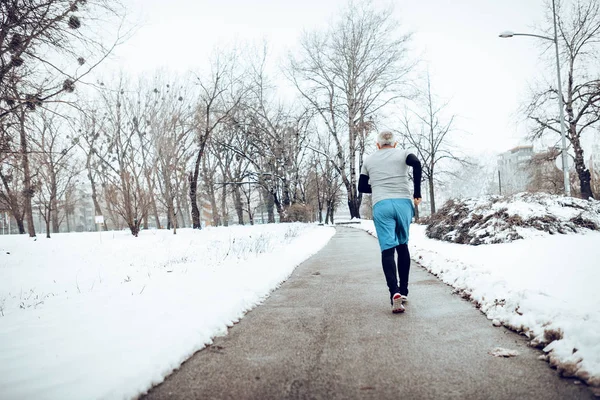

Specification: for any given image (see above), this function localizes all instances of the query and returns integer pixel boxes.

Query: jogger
[358,131,422,313]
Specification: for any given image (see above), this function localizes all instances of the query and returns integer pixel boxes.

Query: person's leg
[393,199,414,297]
[381,247,399,302]
[396,244,410,296]
[373,200,401,303]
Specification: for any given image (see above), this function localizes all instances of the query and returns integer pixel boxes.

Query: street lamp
[499,0,571,196]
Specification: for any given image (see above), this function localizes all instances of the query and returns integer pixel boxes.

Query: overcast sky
[105,0,554,157]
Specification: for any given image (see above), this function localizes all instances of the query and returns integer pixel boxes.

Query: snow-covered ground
[0,223,335,400]
[354,215,600,389]
[426,193,600,245]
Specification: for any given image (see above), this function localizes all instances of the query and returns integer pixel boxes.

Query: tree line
[2,0,599,238]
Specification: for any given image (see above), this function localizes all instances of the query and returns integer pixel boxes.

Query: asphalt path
[143,226,595,400]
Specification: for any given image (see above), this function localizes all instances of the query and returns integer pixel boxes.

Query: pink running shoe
[392,293,405,313]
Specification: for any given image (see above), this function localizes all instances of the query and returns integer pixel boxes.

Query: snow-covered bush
[426,193,600,245]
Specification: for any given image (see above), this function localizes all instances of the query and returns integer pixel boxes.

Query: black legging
[381,244,411,301]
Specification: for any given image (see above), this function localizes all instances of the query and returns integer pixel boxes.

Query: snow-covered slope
[426,193,600,245]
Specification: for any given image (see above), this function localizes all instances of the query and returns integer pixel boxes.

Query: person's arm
[358,174,372,193]
[358,160,372,194]
[406,153,422,202]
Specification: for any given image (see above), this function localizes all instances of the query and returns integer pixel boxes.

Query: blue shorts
[372,198,414,251]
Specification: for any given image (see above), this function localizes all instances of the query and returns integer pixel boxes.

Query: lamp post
[499,0,571,196]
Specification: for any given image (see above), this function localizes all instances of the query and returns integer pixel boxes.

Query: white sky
[104,0,552,156]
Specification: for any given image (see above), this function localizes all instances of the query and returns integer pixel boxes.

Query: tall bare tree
[189,52,245,229]
[526,0,600,199]
[399,73,466,214]
[91,78,152,236]
[31,110,80,237]
[77,105,108,230]
[150,79,196,233]
[289,0,414,218]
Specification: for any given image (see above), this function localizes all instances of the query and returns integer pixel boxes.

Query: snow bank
[425,193,600,245]
[0,223,335,400]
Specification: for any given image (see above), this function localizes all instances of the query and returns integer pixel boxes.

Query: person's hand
[413,197,422,207]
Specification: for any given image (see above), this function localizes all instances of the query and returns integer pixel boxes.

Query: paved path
[143,227,594,400]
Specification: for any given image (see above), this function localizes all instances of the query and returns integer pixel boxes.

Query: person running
[358,131,422,313]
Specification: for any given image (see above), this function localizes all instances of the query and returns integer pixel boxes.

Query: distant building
[71,187,95,232]
[0,211,14,235]
[497,145,534,195]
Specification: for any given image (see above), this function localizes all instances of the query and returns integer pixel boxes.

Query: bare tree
[31,109,80,237]
[0,0,126,120]
[399,73,466,214]
[289,0,414,218]
[77,105,109,230]
[526,0,600,199]
[150,78,196,233]
[223,123,253,225]
[304,131,344,224]
[92,77,153,236]
[16,105,37,236]
[189,52,246,229]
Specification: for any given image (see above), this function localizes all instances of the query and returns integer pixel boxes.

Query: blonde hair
[376,131,395,147]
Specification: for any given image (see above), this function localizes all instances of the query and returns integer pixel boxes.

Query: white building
[497,145,534,195]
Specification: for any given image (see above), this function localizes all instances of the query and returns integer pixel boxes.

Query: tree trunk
[570,129,594,199]
[245,189,254,226]
[326,200,335,224]
[19,110,35,237]
[0,172,25,234]
[221,182,228,226]
[273,191,285,222]
[262,187,275,223]
[45,208,51,239]
[51,198,59,233]
[428,173,436,214]
[171,198,177,234]
[167,204,172,229]
[232,185,244,225]
[315,173,323,223]
[189,168,201,229]
[50,170,59,233]
[16,217,25,234]
[189,143,204,229]
[348,114,361,219]
[66,211,71,232]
